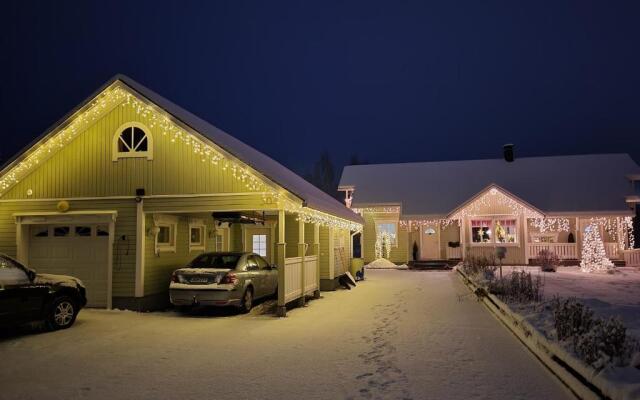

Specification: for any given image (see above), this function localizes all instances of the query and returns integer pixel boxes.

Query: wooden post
[298,218,306,306]
[276,210,287,317]
[460,220,466,261]
[523,216,529,265]
[314,223,321,298]
[328,227,335,281]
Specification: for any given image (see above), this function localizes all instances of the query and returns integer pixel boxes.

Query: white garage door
[29,224,109,307]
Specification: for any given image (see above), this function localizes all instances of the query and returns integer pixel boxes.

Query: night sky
[2,1,639,177]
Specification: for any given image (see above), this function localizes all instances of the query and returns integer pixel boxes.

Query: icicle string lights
[449,187,543,220]
[530,218,570,233]
[0,82,362,231]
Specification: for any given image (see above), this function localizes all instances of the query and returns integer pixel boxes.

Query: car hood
[35,273,84,288]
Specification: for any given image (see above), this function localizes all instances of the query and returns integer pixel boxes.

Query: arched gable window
[112,122,153,161]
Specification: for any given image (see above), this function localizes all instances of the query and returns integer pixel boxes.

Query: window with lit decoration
[376,222,398,246]
[113,122,153,160]
[471,218,518,245]
[471,219,492,243]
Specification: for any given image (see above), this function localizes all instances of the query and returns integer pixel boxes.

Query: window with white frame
[154,214,178,253]
[113,122,153,161]
[376,222,398,246]
[470,217,518,245]
[252,234,267,257]
[189,222,205,252]
[214,233,225,252]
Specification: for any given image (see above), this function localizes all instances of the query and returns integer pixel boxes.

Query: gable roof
[339,154,640,216]
[1,74,361,225]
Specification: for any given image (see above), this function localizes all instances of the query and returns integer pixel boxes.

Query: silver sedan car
[169,252,277,312]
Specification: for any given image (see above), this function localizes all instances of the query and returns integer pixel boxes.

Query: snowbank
[365,258,408,269]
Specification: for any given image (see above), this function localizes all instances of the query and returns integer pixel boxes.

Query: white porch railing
[623,249,640,267]
[283,257,303,303]
[446,246,462,259]
[604,242,621,260]
[528,243,578,260]
[284,255,318,303]
[304,255,318,295]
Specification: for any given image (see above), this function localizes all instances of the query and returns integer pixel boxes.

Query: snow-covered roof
[2,74,361,225]
[339,154,640,216]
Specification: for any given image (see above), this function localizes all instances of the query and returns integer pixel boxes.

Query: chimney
[503,144,514,162]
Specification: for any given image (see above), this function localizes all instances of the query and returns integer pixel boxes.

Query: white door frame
[14,210,117,309]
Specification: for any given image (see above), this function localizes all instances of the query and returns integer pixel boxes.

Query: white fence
[527,243,577,260]
[623,249,640,267]
[446,246,462,259]
[304,255,318,295]
[283,256,318,304]
[604,242,620,259]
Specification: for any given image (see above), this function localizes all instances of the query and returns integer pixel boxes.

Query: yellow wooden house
[0,75,363,314]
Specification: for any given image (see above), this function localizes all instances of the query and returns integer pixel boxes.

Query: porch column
[523,216,529,265]
[314,223,321,298]
[460,220,466,260]
[298,218,306,307]
[276,209,287,317]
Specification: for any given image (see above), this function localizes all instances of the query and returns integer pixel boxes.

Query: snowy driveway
[0,270,572,400]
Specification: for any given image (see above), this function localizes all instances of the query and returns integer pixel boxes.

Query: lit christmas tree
[580,224,614,273]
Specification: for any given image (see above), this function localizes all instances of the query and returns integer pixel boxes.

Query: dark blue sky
[1,1,639,176]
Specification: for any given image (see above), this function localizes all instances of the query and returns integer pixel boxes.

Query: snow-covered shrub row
[461,257,544,304]
[488,271,543,304]
[551,297,640,369]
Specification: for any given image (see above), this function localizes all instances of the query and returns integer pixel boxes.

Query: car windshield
[188,254,240,269]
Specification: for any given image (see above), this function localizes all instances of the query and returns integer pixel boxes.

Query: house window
[215,234,224,252]
[252,234,267,257]
[471,220,492,243]
[470,218,519,245]
[112,123,153,161]
[153,214,178,253]
[376,222,398,246]
[531,233,558,243]
[75,226,92,237]
[189,224,205,252]
[156,224,176,252]
[53,226,70,237]
[495,219,517,243]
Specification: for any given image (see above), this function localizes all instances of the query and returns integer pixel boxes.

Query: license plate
[189,277,209,283]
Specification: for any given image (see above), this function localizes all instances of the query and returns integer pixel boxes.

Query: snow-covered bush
[551,297,594,344]
[552,297,640,369]
[536,249,559,272]
[575,317,638,369]
[460,255,497,282]
[489,270,543,303]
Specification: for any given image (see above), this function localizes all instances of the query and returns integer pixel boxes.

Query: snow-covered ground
[0,270,571,400]
[503,266,640,337]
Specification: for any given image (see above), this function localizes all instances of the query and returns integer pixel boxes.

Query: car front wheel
[240,288,253,313]
[47,296,78,330]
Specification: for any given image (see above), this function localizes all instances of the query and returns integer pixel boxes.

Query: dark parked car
[0,254,87,330]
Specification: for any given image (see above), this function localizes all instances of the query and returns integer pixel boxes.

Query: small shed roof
[339,154,640,216]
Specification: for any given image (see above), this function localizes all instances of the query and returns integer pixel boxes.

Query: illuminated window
[376,222,398,245]
[471,218,519,245]
[471,220,492,243]
[215,234,224,252]
[113,123,153,160]
[495,219,517,243]
[252,234,267,257]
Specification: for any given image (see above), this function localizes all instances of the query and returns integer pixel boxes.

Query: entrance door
[420,226,440,260]
[29,224,110,307]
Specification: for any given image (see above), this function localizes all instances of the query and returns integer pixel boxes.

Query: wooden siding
[2,104,271,200]
[0,199,137,297]
[440,224,461,259]
[143,214,218,296]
